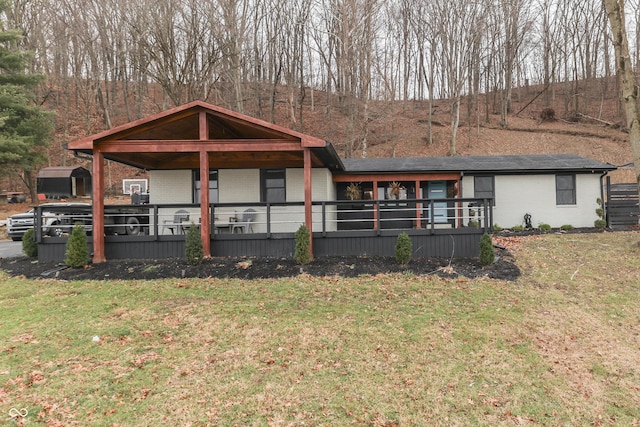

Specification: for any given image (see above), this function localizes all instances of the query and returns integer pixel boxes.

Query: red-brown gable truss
[67,100,340,263]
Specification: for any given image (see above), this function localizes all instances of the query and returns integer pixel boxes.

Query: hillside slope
[6,78,638,197]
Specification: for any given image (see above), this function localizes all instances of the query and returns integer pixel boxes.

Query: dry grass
[1,232,639,426]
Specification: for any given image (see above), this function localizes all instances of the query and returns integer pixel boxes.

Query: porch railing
[34,197,493,240]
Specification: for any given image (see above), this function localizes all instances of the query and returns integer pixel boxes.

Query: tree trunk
[450,97,460,156]
[604,0,640,196]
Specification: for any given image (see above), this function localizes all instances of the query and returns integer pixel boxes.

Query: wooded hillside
[0,0,636,193]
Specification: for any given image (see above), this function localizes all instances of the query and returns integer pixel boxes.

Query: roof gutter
[72,150,93,162]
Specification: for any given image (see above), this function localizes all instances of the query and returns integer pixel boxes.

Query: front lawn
[1,232,639,426]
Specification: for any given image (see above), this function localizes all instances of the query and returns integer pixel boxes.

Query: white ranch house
[33,101,615,263]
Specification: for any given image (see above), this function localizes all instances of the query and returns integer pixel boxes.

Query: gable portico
[67,100,343,263]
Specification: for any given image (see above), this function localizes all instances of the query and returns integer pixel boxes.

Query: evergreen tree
[22,227,37,257]
[185,223,204,265]
[479,232,495,266]
[395,232,413,265]
[294,224,311,265]
[64,223,90,268]
[0,2,53,201]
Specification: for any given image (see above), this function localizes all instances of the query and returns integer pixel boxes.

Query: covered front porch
[66,101,338,263]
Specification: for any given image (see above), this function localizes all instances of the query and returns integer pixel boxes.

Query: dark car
[6,202,92,241]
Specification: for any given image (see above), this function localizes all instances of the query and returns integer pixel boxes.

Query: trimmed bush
[64,223,90,268]
[539,223,552,232]
[185,222,204,265]
[512,224,524,231]
[594,219,607,230]
[294,225,311,265]
[395,232,412,265]
[22,228,38,258]
[492,224,503,232]
[560,224,574,231]
[479,232,495,266]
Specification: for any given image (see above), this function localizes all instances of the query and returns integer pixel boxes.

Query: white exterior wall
[219,169,260,202]
[149,170,193,204]
[150,168,335,234]
[286,169,337,232]
[462,173,602,228]
[149,170,199,233]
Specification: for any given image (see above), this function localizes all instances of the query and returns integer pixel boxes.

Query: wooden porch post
[415,179,422,228]
[199,111,211,257]
[199,149,211,257]
[304,147,313,257]
[373,180,379,230]
[92,149,106,263]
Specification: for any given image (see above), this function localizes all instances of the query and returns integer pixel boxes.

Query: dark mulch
[0,248,520,281]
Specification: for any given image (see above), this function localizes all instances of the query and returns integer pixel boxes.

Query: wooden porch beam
[333,172,460,182]
[96,139,303,153]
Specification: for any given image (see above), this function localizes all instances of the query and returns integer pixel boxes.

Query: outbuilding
[37,166,92,199]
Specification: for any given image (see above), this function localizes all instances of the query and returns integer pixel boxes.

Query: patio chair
[231,208,256,233]
[162,209,190,234]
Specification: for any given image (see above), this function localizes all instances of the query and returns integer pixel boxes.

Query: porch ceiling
[104,150,328,170]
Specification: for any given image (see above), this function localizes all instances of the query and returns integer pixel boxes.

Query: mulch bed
[0,250,520,281]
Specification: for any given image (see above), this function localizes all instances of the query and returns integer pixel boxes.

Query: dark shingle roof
[37,166,89,179]
[340,154,616,174]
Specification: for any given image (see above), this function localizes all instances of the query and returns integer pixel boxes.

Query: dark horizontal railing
[33,197,493,241]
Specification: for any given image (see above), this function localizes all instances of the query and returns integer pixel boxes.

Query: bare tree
[603,0,640,195]
[493,0,533,128]
[432,0,485,156]
[411,0,438,145]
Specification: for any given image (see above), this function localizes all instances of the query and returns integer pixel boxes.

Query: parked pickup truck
[7,202,92,241]
[6,203,150,241]
[104,206,150,236]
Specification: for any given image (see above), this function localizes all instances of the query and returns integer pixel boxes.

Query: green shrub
[22,228,38,258]
[395,232,412,265]
[595,198,606,229]
[512,224,524,231]
[560,224,574,231]
[539,223,552,232]
[64,223,90,268]
[294,225,311,265]
[185,222,204,265]
[492,224,503,232]
[479,232,495,266]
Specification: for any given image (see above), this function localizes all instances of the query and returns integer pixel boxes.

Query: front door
[427,181,448,223]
